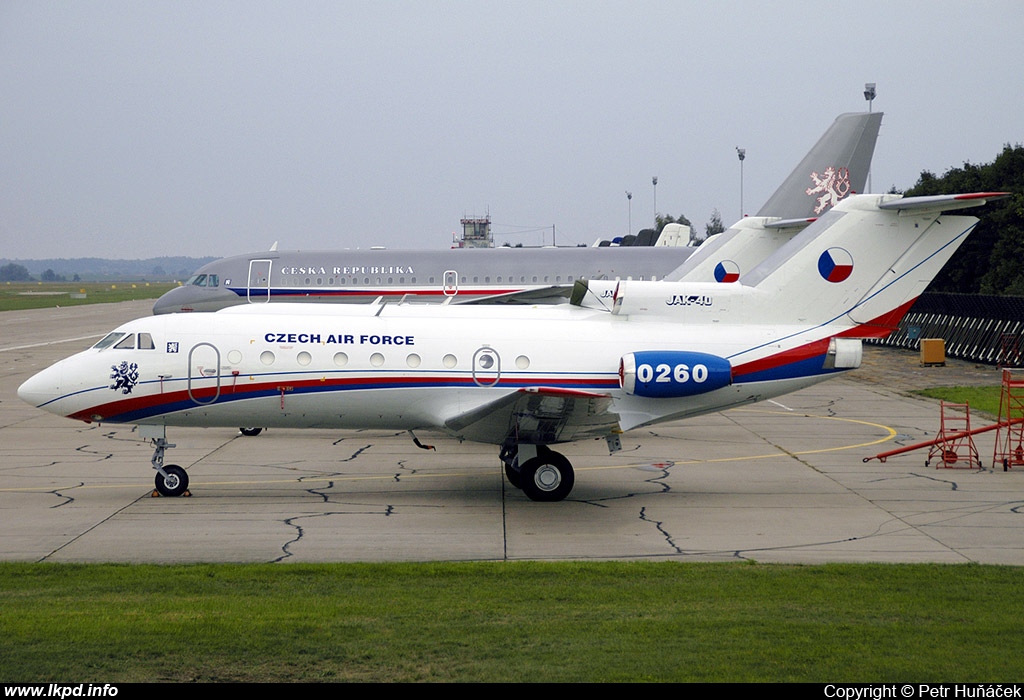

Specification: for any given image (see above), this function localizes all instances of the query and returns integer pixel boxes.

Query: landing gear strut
[500,444,575,502]
[150,435,190,497]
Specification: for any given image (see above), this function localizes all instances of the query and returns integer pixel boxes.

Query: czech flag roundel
[817,247,853,283]
[714,260,740,283]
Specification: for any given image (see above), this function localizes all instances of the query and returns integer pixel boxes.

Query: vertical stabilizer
[667,112,883,283]
[756,111,883,219]
[742,194,980,336]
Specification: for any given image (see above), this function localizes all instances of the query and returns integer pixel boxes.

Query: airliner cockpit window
[93,332,126,349]
[206,275,219,287]
[190,274,208,287]
[138,333,155,350]
[114,334,136,350]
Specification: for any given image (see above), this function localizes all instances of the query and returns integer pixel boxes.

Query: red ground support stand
[993,369,1024,471]
[926,401,981,469]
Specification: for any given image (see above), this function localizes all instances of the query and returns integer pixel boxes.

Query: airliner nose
[153,285,239,314]
[17,363,63,413]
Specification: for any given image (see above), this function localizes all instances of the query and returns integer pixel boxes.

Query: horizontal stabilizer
[878,192,1010,212]
[764,217,817,230]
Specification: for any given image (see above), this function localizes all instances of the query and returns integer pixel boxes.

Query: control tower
[453,215,493,248]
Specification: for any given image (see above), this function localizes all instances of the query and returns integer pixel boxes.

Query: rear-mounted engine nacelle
[619,351,732,398]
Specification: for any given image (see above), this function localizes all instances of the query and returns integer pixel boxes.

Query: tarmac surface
[2,300,1022,565]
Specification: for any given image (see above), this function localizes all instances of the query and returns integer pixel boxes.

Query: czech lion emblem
[110,361,140,395]
[806,166,852,214]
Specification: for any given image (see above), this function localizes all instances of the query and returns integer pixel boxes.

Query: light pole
[736,147,745,219]
[626,191,632,237]
[864,82,876,192]
[652,176,658,225]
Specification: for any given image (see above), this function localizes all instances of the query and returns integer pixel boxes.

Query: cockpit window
[206,274,218,288]
[93,332,156,350]
[93,332,126,349]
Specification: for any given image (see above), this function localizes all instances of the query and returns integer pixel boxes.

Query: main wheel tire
[239,427,263,436]
[520,452,574,502]
[155,465,189,497]
[504,463,524,489]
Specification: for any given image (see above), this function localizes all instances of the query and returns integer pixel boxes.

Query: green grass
[0,282,177,311]
[912,385,1004,418]
[1,561,1022,682]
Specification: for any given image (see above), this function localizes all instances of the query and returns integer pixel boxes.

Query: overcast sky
[2,1,1021,259]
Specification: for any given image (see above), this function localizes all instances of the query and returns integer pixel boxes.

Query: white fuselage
[18,298,853,443]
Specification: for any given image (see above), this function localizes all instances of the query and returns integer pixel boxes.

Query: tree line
[903,144,1024,296]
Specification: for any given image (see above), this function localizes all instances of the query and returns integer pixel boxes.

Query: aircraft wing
[878,192,1010,212]
[444,387,617,444]
[455,286,575,305]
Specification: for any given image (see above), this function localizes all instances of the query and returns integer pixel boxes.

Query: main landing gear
[500,443,575,502]
[149,435,190,497]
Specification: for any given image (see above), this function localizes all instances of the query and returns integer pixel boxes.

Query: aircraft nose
[153,284,239,314]
[17,362,63,413]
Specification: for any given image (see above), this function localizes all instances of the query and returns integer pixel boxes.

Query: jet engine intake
[619,351,732,398]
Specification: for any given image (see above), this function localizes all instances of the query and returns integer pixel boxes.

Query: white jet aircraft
[18,191,1006,501]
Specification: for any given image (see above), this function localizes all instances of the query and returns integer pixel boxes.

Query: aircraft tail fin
[665,112,883,284]
[742,192,1008,337]
[756,111,883,220]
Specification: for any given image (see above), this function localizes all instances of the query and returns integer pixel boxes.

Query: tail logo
[714,260,740,283]
[818,248,854,283]
[806,166,852,214]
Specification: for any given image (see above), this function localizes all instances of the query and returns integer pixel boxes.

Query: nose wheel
[155,465,190,497]
[150,436,191,497]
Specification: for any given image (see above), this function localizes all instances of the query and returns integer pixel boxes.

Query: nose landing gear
[149,435,190,497]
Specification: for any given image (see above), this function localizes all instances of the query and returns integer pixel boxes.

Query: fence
[869,293,1024,366]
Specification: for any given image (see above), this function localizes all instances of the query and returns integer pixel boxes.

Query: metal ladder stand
[926,401,981,469]
[993,369,1024,471]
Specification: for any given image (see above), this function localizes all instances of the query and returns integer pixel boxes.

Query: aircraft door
[247,259,272,304]
[443,270,458,297]
[472,346,500,387]
[188,343,221,405]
